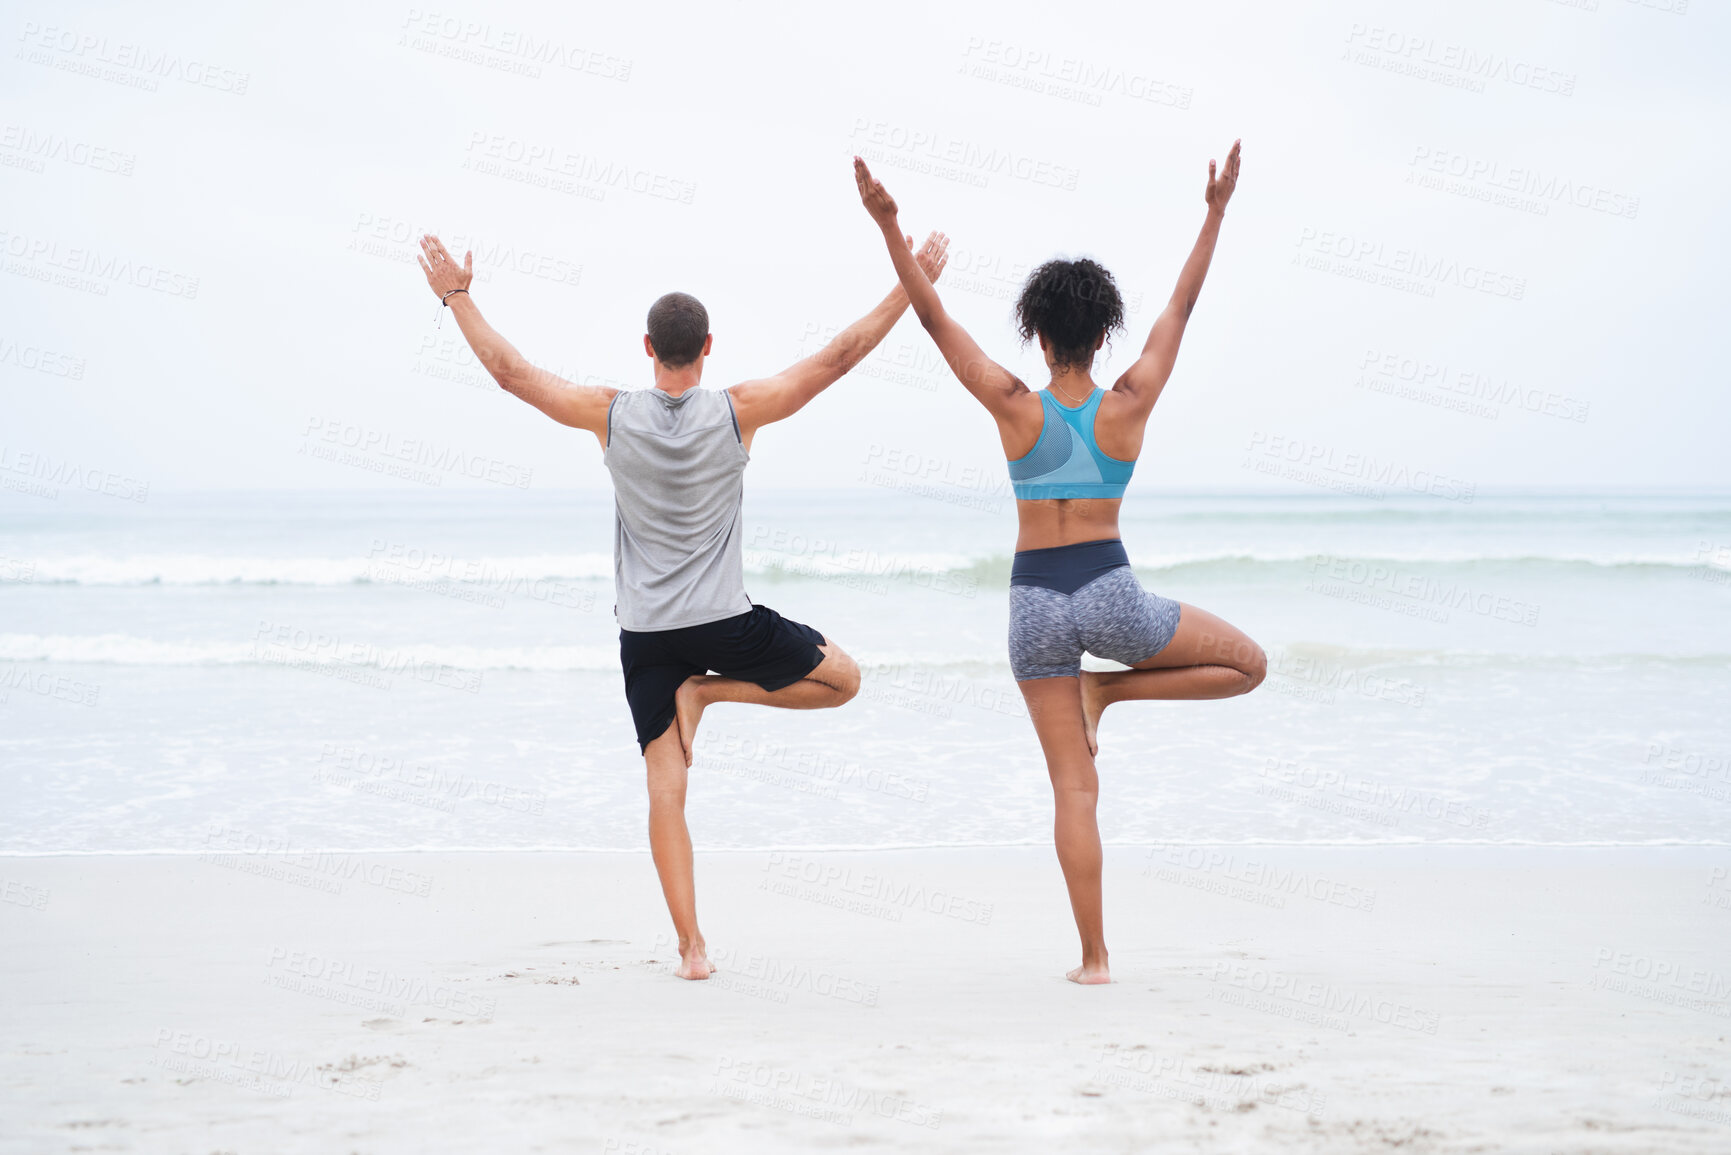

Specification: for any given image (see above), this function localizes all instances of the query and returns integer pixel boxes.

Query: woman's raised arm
[854,158,1026,418]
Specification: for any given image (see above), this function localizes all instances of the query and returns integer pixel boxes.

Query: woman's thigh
[1129,603,1264,675]
[1016,676,1097,788]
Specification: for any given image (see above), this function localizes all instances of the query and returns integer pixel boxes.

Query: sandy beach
[2,844,1726,1153]
[7,0,1726,1148]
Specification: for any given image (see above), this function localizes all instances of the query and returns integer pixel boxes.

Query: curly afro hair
[1014,258,1125,371]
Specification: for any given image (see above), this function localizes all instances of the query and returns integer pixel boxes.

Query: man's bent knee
[815,643,861,704]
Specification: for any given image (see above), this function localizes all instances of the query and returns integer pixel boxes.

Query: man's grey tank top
[603,387,752,632]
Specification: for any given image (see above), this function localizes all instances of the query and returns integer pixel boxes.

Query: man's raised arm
[727,232,949,438]
[417,234,616,444]
[1116,140,1241,412]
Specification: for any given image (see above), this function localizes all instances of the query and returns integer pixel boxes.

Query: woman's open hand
[854,157,899,228]
[1205,140,1242,215]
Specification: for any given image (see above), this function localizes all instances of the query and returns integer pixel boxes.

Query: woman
[855,140,1265,984]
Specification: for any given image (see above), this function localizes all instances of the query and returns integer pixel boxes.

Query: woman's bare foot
[1067,961,1111,985]
[1079,672,1106,757]
[675,938,714,980]
[673,678,710,768]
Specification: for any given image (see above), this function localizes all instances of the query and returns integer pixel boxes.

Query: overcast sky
[4,0,1726,496]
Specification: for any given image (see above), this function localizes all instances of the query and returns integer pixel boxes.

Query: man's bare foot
[673,677,708,769]
[1067,962,1111,985]
[675,940,714,980]
[1079,672,1106,758]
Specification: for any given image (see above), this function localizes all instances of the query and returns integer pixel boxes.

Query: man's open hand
[418,234,473,299]
[1205,140,1242,215]
[912,230,949,285]
[854,157,898,227]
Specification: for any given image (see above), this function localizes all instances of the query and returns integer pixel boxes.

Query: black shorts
[619,604,827,752]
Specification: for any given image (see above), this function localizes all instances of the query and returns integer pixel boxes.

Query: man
[415,229,948,980]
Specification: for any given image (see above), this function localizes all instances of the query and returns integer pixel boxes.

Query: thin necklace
[1050,379,1091,405]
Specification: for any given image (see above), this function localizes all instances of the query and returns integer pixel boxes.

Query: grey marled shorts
[1008,566,1182,681]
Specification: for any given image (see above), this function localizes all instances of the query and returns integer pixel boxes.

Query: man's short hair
[646,292,709,368]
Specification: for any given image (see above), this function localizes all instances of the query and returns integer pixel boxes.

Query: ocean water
[1,489,1727,854]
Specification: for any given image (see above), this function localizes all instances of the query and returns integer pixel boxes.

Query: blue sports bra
[1006,387,1136,500]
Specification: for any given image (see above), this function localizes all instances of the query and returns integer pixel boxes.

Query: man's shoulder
[616,385,732,398]
[611,386,736,422]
